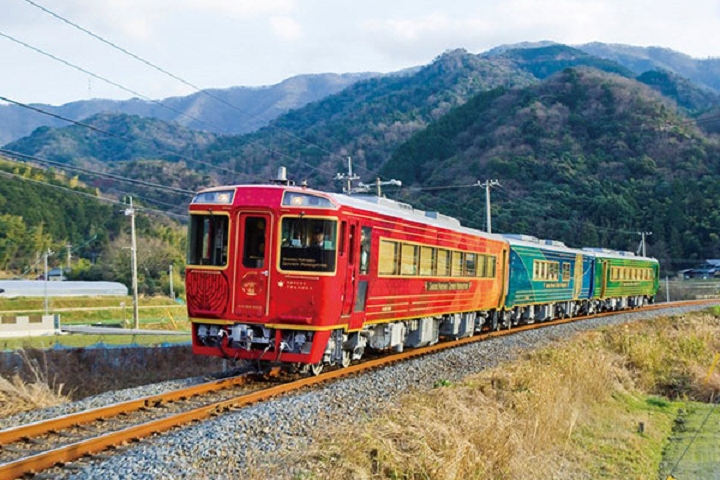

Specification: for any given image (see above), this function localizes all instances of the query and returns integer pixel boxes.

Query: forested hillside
[381,68,720,271]
[0,157,185,293]
[203,49,538,188]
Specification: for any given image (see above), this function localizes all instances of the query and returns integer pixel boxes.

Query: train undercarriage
[195,293,654,375]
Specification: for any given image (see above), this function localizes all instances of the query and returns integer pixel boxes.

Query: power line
[0,35,324,183]
[0,29,214,131]
[0,94,253,179]
[0,147,195,196]
[18,0,355,179]
[0,169,185,220]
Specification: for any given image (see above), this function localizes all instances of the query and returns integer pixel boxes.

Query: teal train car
[500,235,595,327]
[583,248,659,310]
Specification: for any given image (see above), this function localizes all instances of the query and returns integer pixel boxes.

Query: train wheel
[310,363,324,376]
[340,350,352,368]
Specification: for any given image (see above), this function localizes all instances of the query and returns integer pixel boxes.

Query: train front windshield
[187,214,229,267]
[279,218,337,273]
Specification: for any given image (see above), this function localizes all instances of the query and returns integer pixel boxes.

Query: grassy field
[0,295,189,326]
[0,295,191,351]
[2,302,719,477]
[264,311,720,479]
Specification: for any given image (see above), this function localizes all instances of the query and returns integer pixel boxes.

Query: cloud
[270,16,303,41]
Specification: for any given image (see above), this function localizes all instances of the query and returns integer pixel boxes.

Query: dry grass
[601,313,720,401]
[0,345,223,416]
[278,312,720,480]
[0,350,70,416]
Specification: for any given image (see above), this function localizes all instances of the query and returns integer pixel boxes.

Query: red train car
[186,180,508,372]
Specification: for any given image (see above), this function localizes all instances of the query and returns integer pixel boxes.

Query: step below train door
[234,212,272,318]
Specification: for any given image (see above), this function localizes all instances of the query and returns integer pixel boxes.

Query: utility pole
[480,180,500,233]
[169,264,175,301]
[66,243,72,271]
[335,157,360,194]
[637,231,652,257]
[43,249,52,315]
[125,197,140,330]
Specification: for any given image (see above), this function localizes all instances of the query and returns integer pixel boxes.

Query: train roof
[502,234,587,255]
[194,184,657,261]
[581,247,659,263]
[331,192,507,242]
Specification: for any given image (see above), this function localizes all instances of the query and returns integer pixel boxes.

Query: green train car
[502,235,595,326]
[584,248,660,310]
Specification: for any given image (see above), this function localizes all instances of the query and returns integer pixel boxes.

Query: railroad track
[0,299,717,479]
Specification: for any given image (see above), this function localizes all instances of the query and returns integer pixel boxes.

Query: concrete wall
[0,315,58,338]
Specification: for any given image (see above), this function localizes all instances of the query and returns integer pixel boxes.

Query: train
[185,172,659,373]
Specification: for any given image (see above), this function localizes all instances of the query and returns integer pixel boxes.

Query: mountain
[380,68,720,270]
[636,69,720,112]
[4,112,216,166]
[573,42,720,94]
[204,49,538,187]
[486,44,635,79]
[488,43,720,113]
[2,113,217,215]
[0,72,377,146]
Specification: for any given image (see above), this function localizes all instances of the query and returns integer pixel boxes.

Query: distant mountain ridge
[491,41,720,94]
[0,72,378,145]
[3,41,719,148]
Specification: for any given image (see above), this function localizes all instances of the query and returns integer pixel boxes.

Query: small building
[48,268,66,281]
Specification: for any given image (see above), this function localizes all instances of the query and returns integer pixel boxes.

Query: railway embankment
[0,304,712,479]
[285,308,720,480]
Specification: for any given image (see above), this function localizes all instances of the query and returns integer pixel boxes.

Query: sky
[2,0,720,106]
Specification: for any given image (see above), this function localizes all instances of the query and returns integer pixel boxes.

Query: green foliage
[383,68,720,273]
[0,157,185,293]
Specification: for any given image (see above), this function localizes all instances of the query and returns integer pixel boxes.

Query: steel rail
[0,299,716,479]
[0,374,251,445]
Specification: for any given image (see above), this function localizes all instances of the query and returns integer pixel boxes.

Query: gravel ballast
[3,304,713,479]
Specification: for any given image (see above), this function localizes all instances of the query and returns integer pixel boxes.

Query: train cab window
[187,214,229,267]
[279,217,337,273]
[359,227,371,275]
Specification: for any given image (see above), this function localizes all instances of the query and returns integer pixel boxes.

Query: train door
[233,212,272,318]
[341,222,370,330]
[600,260,609,298]
[341,222,355,316]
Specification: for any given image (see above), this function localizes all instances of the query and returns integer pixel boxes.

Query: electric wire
[0,33,327,182]
[0,29,216,131]
[11,1,720,229]
[0,147,195,195]
[17,0,359,179]
[0,169,185,220]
